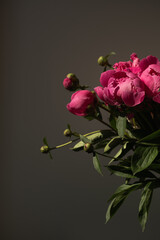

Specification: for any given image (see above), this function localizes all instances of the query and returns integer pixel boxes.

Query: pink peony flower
[113,53,159,76]
[94,70,145,107]
[67,90,96,116]
[140,64,160,103]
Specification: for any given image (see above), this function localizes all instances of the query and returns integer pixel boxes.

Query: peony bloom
[94,70,145,107]
[140,64,160,103]
[67,90,96,116]
[113,53,159,76]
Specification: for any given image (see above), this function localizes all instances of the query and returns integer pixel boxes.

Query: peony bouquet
[40,52,160,231]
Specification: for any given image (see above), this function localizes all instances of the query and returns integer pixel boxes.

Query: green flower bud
[64,128,72,137]
[40,145,49,153]
[84,143,93,153]
[66,73,78,81]
[97,56,107,66]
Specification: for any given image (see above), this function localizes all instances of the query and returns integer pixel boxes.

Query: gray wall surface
[1,0,160,239]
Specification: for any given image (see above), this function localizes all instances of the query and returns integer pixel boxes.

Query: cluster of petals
[95,53,160,106]
[66,53,160,117]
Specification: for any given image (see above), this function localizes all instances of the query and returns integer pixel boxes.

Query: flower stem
[98,102,111,113]
[95,117,117,133]
[50,130,101,151]
[94,151,124,161]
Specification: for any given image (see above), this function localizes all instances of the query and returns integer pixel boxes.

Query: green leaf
[106,194,127,223]
[109,114,117,131]
[136,171,156,179]
[137,129,160,144]
[94,139,109,150]
[106,182,142,223]
[116,116,126,138]
[67,124,71,131]
[106,165,135,179]
[148,163,160,174]
[93,152,103,176]
[131,146,158,175]
[104,136,122,153]
[49,152,53,160]
[84,115,94,121]
[72,130,115,151]
[138,182,153,232]
[80,134,91,144]
[106,51,116,58]
[108,183,142,202]
[109,141,132,164]
[43,137,48,146]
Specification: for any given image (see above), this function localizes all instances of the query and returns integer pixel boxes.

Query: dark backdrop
[1,0,160,239]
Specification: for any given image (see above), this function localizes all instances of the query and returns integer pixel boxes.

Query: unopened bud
[66,73,78,81]
[63,73,79,91]
[64,128,72,137]
[97,56,107,66]
[40,145,49,153]
[84,143,93,153]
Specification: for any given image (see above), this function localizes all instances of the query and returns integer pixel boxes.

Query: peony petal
[100,70,115,87]
[94,86,105,102]
[153,93,160,103]
[120,80,145,107]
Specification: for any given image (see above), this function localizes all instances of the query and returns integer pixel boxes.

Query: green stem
[94,151,124,161]
[96,117,117,133]
[50,130,101,151]
[98,102,111,113]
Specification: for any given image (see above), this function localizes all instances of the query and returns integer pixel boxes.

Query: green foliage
[138,129,160,144]
[80,134,92,144]
[104,136,122,153]
[93,152,103,176]
[43,137,48,146]
[106,165,135,178]
[116,116,126,138]
[72,130,115,151]
[131,146,158,175]
[109,141,133,164]
[138,182,153,232]
[106,183,142,223]
[109,114,117,131]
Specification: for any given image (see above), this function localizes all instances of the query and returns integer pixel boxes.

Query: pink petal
[100,70,115,87]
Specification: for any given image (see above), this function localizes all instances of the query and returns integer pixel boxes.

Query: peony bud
[63,73,80,91]
[97,56,107,66]
[40,145,49,153]
[64,128,72,137]
[66,73,78,81]
[67,90,97,116]
[84,143,93,153]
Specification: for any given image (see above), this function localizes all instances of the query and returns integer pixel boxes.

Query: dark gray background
[1,0,160,239]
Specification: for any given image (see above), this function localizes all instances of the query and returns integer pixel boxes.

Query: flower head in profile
[67,90,97,116]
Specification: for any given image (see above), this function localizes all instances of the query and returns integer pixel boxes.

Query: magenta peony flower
[113,53,159,76]
[140,64,160,103]
[94,70,145,107]
[67,90,96,116]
